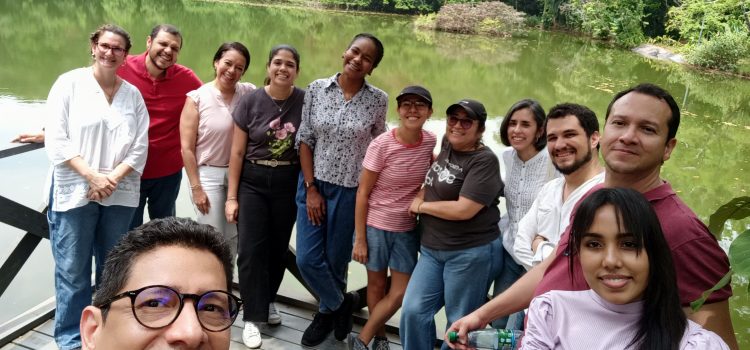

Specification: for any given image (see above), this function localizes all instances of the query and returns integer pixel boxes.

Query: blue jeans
[48,202,135,350]
[400,238,502,350]
[491,247,526,329]
[295,174,356,313]
[129,170,182,229]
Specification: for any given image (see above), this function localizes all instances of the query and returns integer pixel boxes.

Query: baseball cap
[396,85,432,105]
[446,99,487,122]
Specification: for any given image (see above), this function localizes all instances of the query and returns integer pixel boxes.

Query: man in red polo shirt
[118,24,202,229]
[447,83,738,349]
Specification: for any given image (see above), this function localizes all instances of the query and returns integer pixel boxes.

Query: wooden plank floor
[3,301,408,350]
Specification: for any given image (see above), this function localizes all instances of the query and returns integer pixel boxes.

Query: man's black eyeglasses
[96,285,242,332]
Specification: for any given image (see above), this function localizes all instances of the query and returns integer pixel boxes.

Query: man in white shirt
[512,103,604,270]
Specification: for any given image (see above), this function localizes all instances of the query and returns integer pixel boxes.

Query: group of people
[21,19,738,350]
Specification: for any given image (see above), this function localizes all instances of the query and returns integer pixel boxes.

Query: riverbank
[225,0,749,77]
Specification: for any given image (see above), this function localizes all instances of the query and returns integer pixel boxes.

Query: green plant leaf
[729,229,750,277]
[690,269,733,312]
[707,196,750,238]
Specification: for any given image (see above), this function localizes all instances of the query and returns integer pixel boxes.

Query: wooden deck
[2,300,408,350]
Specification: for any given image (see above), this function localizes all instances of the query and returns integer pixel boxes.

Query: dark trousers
[237,161,299,322]
[129,170,182,229]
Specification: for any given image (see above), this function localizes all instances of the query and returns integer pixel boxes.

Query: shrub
[561,0,646,47]
[667,0,746,43]
[687,30,750,71]
[434,2,525,35]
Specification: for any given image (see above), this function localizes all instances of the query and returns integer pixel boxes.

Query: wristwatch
[304,180,315,189]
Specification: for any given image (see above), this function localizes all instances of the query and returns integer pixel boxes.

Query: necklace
[266,86,293,113]
[104,78,117,104]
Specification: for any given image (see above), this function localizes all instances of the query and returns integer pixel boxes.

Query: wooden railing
[0,142,410,346]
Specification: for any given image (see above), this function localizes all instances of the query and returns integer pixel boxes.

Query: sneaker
[301,312,334,346]
[268,302,282,325]
[348,333,369,350]
[334,291,360,341]
[373,336,390,350]
[242,321,262,349]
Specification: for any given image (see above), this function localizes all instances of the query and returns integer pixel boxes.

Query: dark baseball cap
[446,99,487,122]
[396,85,432,105]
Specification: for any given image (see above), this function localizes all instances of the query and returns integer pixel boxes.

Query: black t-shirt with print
[420,137,503,250]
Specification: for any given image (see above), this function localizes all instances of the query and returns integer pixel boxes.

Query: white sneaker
[268,302,282,325]
[242,321,262,348]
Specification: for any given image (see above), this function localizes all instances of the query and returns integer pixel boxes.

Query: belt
[248,159,299,167]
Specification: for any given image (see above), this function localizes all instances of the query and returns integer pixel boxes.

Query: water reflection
[0,0,748,341]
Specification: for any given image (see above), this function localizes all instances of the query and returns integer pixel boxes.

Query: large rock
[632,44,685,64]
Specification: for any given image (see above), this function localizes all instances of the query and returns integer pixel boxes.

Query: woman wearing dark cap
[294,33,388,347]
[399,99,504,350]
[349,86,437,350]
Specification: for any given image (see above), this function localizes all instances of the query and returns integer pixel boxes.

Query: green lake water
[0,0,748,345]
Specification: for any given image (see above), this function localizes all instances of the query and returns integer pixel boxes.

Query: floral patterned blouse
[232,87,305,162]
[295,73,388,188]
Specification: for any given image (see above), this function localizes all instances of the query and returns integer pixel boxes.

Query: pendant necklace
[104,78,117,103]
[268,86,293,113]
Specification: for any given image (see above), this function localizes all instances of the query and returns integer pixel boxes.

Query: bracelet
[226,197,237,201]
[190,183,202,190]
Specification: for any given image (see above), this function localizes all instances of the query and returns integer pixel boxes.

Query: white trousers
[189,166,238,258]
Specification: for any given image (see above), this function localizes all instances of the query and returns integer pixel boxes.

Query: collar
[324,72,373,93]
[132,52,176,80]
[642,180,674,202]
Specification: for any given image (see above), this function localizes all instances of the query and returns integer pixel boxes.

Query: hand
[88,172,116,198]
[531,235,547,253]
[306,187,326,226]
[445,313,487,349]
[408,197,424,217]
[12,132,45,143]
[352,238,368,264]
[192,188,210,215]
[225,199,238,223]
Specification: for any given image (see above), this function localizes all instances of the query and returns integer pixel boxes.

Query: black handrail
[0,143,412,347]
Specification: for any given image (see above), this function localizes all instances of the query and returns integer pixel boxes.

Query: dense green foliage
[687,30,750,71]
[319,0,442,13]
[666,0,747,43]
[561,0,646,47]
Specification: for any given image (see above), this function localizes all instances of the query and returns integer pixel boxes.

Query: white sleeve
[119,91,149,174]
[44,73,78,165]
[514,196,541,271]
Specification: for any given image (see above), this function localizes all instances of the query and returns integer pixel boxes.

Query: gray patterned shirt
[296,73,388,188]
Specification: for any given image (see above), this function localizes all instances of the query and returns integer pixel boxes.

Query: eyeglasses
[96,42,126,56]
[97,285,242,332]
[399,101,429,110]
[447,115,475,129]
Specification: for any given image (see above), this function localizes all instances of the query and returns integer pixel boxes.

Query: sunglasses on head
[447,115,475,129]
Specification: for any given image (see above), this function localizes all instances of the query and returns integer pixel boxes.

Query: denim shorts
[364,225,420,274]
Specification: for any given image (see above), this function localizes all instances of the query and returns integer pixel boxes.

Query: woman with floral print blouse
[226,44,304,349]
[294,33,388,347]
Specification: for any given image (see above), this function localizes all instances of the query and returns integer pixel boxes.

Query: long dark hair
[568,188,686,350]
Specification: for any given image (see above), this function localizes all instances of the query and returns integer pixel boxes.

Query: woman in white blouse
[179,42,255,259]
[493,99,558,329]
[44,24,148,350]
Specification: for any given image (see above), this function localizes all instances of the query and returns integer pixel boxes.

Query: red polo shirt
[534,182,732,306]
[118,53,202,179]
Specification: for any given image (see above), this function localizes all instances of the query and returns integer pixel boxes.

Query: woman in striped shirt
[349,86,437,350]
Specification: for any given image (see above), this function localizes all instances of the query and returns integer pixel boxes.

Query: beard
[554,146,593,175]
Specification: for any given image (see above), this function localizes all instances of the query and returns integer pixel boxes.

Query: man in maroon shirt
[118,24,202,229]
[447,84,738,349]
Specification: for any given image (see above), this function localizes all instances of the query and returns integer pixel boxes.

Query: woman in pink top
[522,188,728,350]
[349,86,437,350]
[179,42,255,258]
